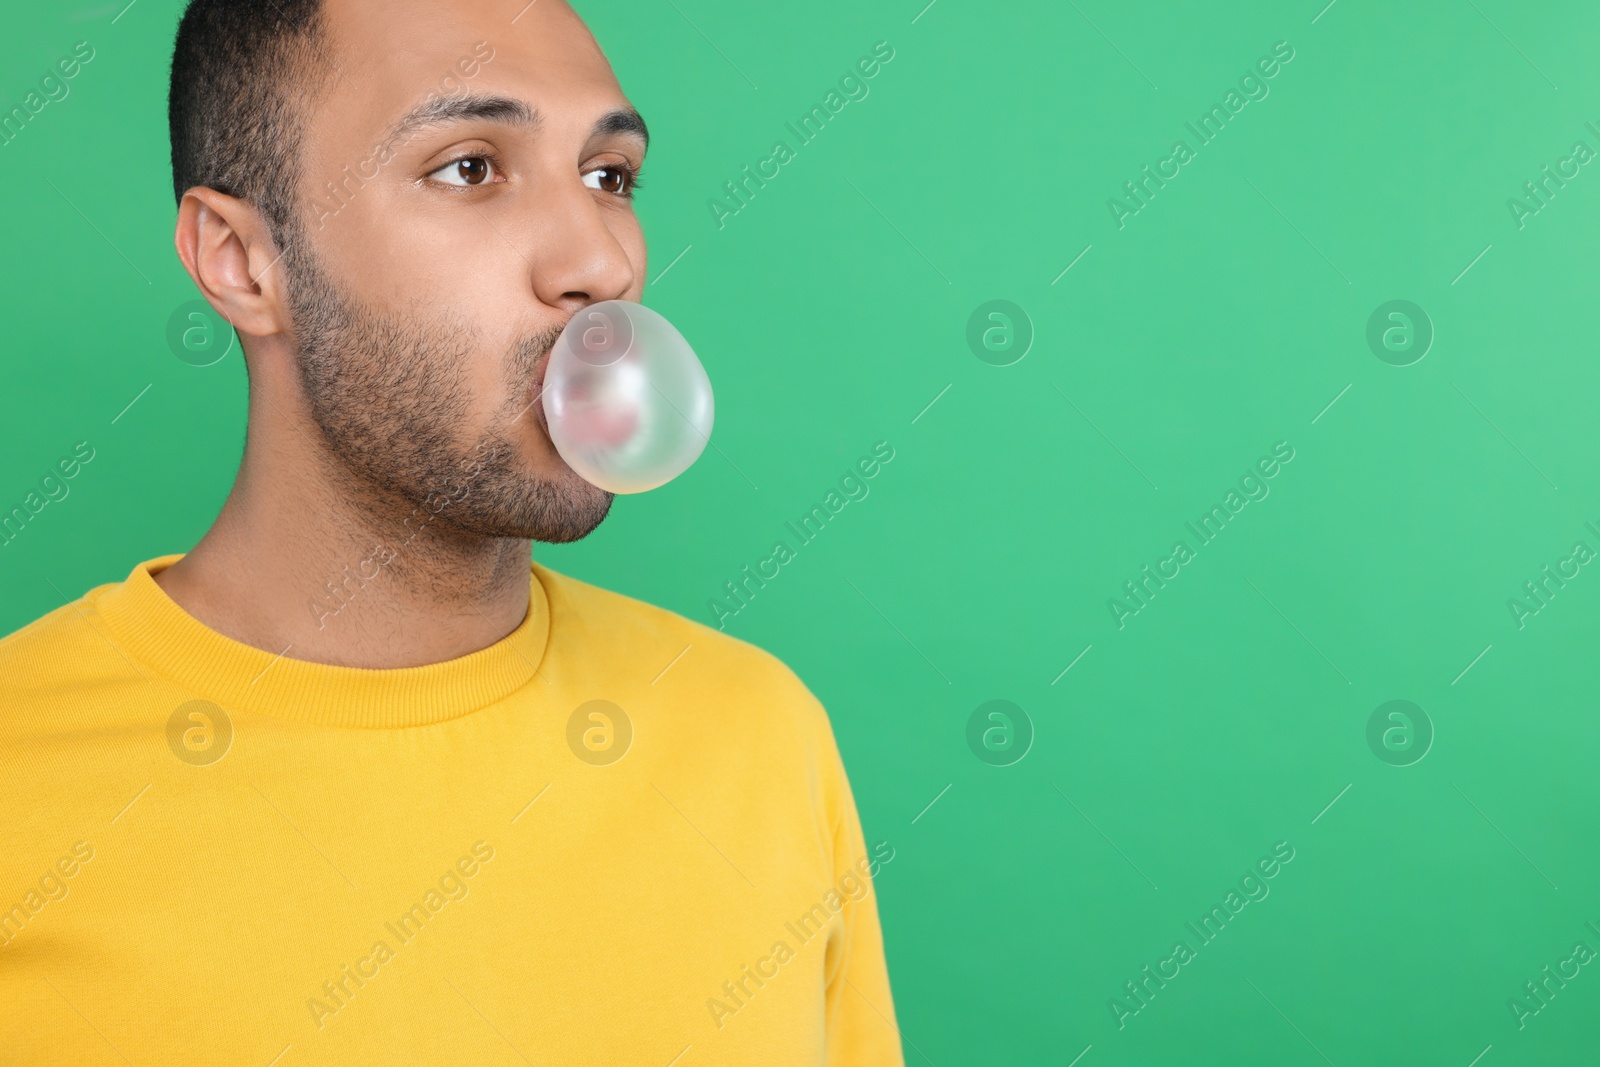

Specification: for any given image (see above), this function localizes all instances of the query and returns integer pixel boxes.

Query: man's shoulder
[533,562,848,821]
[0,585,120,675]
[0,582,135,732]
[533,561,824,712]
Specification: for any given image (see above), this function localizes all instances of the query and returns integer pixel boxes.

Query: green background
[5,0,1600,1062]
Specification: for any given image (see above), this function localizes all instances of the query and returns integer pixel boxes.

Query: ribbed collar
[92,554,551,728]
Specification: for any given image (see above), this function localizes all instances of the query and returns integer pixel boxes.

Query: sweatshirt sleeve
[817,710,906,1066]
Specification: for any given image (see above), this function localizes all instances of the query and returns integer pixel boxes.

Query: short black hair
[167,0,330,245]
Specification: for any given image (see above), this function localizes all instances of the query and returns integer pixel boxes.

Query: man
[0,0,903,1062]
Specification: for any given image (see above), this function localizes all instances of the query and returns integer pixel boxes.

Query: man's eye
[583,165,636,196]
[427,156,497,187]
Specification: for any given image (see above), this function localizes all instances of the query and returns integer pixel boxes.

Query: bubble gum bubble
[541,300,714,494]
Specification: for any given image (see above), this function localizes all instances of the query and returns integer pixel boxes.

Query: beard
[278,232,613,545]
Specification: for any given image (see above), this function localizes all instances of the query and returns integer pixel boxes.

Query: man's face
[281,0,646,542]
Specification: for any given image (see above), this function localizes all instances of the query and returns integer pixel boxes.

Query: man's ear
[172,186,293,339]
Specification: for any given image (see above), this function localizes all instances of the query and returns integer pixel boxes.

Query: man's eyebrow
[386,93,540,145]
[592,107,649,150]
[383,95,649,153]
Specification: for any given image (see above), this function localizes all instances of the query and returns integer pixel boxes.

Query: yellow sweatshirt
[0,554,903,1066]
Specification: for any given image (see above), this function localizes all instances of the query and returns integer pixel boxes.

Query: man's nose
[524,175,638,311]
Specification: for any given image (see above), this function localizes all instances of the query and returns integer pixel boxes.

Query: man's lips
[519,321,575,432]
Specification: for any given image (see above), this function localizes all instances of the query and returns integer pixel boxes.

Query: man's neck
[153,411,534,671]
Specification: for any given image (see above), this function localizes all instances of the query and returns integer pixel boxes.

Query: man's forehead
[312,0,626,130]
[321,0,590,52]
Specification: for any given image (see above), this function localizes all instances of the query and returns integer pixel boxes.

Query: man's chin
[525,475,614,544]
[429,456,614,544]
